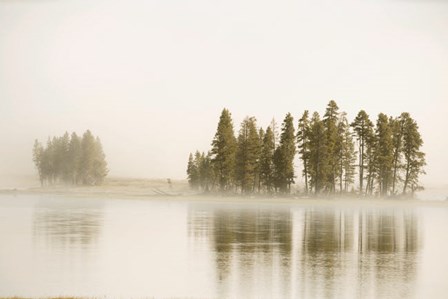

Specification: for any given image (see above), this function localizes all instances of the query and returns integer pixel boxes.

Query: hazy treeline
[187,101,425,196]
[32,130,108,186]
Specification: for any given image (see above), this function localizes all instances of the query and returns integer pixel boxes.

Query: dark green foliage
[297,111,311,194]
[211,108,237,192]
[401,114,426,194]
[187,105,425,197]
[374,113,393,196]
[259,126,275,193]
[323,100,341,192]
[338,113,357,193]
[273,113,296,193]
[32,130,108,186]
[308,112,328,194]
[351,110,374,195]
[235,117,260,193]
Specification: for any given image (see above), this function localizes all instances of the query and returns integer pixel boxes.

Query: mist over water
[1,194,448,298]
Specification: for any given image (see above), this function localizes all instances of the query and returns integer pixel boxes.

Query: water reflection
[189,207,292,298]
[188,205,421,299]
[33,203,102,250]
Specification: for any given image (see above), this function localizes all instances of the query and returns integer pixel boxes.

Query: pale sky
[0,0,447,184]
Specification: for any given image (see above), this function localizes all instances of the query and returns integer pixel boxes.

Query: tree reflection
[188,205,421,299]
[301,208,420,299]
[33,206,102,249]
[188,206,293,298]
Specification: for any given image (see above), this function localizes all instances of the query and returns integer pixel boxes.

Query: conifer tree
[297,110,311,194]
[255,128,265,192]
[92,137,108,185]
[323,100,341,193]
[198,151,214,192]
[351,110,374,195]
[337,113,356,193]
[235,117,260,193]
[402,115,426,194]
[364,128,377,195]
[68,132,82,185]
[32,140,44,186]
[375,113,393,196]
[390,114,405,195]
[273,113,295,193]
[260,126,275,193]
[33,130,108,186]
[308,112,328,194]
[187,152,199,189]
[211,108,237,192]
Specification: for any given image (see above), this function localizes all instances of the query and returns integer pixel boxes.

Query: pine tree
[198,151,214,192]
[337,113,356,193]
[273,113,296,193]
[187,152,199,189]
[260,126,275,193]
[402,115,426,195]
[364,128,377,195]
[32,139,44,186]
[235,117,260,193]
[92,137,108,185]
[351,110,374,195]
[297,110,311,194]
[375,113,393,196]
[211,108,237,192]
[308,112,328,194]
[323,100,341,193]
[68,132,82,185]
[390,114,404,195]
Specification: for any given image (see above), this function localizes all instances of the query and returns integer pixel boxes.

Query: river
[0,194,447,298]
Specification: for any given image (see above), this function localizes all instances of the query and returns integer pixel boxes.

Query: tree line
[32,130,108,186]
[187,101,426,197]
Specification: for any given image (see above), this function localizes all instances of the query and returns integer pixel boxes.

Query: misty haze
[1,0,448,298]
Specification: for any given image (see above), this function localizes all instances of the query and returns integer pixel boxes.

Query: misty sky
[1,0,447,184]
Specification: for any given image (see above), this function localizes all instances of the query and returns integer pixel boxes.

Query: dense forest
[32,130,108,186]
[187,101,426,197]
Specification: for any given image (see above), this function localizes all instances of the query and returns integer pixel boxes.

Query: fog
[1,0,447,186]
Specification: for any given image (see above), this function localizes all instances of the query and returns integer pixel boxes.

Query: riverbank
[1,177,447,208]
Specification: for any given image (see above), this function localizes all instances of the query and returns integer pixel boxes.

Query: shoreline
[1,185,448,208]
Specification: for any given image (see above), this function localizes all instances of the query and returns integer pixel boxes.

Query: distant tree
[92,137,108,185]
[33,130,108,186]
[198,151,214,192]
[351,110,374,195]
[308,112,328,194]
[273,113,296,193]
[211,108,237,192]
[68,132,82,185]
[259,126,275,193]
[375,113,394,196]
[235,117,260,193]
[297,110,311,194]
[187,152,199,189]
[32,139,44,186]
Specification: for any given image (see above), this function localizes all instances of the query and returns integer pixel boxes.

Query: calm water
[1,194,448,298]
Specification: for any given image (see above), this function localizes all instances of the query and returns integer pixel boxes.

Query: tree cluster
[32,130,108,186]
[187,102,425,197]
